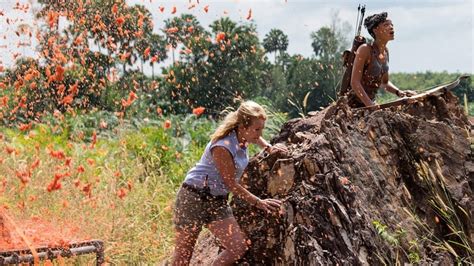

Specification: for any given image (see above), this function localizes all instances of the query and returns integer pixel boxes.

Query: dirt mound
[191,91,473,265]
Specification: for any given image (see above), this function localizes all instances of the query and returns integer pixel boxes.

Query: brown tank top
[348,44,389,107]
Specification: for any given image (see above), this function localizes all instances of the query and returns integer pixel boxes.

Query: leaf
[192,107,205,116]
[303,91,311,110]
[144,47,151,58]
[112,4,118,14]
[443,241,459,258]
[246,8,252,20]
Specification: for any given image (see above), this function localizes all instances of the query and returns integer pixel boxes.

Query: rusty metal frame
[0,240,104,265]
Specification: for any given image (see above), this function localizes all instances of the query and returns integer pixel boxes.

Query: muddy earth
[190,91,473,265]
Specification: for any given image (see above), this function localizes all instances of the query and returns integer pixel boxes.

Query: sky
[0,0,472,74]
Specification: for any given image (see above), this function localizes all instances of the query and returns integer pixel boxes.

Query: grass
[0,106,287,264]
[398,160,474,265]
[0,114,207,264]
[371,158,472,265]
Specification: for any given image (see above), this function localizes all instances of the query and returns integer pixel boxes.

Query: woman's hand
[404,90,417,97]
[366,103,380,111]
[266,143,288,154]
[255,198,282,213]
[398,90,417,97]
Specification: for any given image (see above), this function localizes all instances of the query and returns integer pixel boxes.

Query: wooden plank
[357,75,470,110]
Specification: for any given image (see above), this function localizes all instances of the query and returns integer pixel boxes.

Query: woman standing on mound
[172,101,284,266]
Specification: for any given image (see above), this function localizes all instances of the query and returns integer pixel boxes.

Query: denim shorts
[173,184,233,230]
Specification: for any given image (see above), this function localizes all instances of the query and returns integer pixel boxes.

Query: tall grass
[0,111,210,263]
[0,103,287,264]
[416,160,473,263]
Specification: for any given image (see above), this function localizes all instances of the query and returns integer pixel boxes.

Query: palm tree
[135,38,150,73]
[163,14,203,64]
[262,28,289,63]
[163,17,182,64]
[310,27,339,61]
[148,34,168,78]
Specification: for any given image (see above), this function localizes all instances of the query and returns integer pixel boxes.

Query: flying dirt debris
[0,211,104,265]
[190,76,473,265]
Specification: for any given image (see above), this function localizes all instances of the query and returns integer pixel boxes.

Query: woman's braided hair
[364,12,388,38]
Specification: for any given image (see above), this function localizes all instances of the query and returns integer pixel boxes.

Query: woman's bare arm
[382,72,416,97]
[256,136,270,149]
[212,147,281,212]
[212,147,258,204]
[381,72,402,96]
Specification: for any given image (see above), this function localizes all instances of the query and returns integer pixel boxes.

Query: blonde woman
[172,101,283,265]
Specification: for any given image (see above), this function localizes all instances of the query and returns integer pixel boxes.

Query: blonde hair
[211,101,267,142]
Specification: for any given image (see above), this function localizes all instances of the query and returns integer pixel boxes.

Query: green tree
[118,5,154,73]
[31,0,158,115]
[285,56,321,116]
[262,29,289,63]
[148,34,168,79]
[311,27,339,61]
[260,60,288,110]
[159,17,266,113]
[205,17,266,103]
[310,12,351,104]
[162,14,203,64]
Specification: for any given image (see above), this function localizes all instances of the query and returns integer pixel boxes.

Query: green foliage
[263,28,289,63]
[311,27,340,61]
[8,2,470,124]
[163,14,205,64]
[261,20,351,117]
[122,114,215,184]
[372,220,423,265]
[285,57,328,116]
[262,64,287,102]
[468,102,474,116]
[124,126,176,181]
[160,17,267,114]
[372,220,400,246]
[408,240,421,264]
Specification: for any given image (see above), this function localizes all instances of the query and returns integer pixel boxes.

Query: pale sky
[0,0,472,74]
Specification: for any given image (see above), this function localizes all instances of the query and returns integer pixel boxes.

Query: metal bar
[0,240,104,265]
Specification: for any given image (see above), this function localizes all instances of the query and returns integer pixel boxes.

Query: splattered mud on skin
[191,93,473,265]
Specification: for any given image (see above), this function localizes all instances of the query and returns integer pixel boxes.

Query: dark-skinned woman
[349,12,416,108]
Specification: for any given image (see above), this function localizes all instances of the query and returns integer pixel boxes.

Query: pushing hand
[267,143,288,154]
[404,90,417,97]
[367,104,380,111]
[256,198,282,213]
[399,90,417,97]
